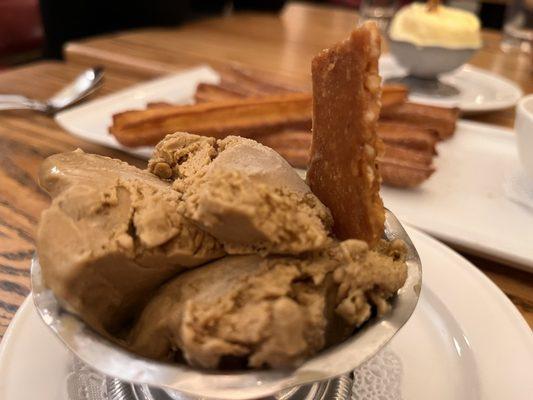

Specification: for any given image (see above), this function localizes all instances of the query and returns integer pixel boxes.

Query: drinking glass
[359,0,398,32]
[502,0,533,53]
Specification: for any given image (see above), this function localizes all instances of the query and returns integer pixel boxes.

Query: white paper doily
[66,358,108,400]
[66,348,403,400]
[352,348,403,400]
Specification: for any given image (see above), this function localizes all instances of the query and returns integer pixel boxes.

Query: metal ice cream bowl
[31,209,422,400]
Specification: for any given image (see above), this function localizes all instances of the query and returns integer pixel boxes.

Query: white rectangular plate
[55,65,220,159]
[55,66,533,272]
[382,120,533,272]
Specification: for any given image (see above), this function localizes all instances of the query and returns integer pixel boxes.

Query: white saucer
[1,228,532,400]
[379,55,523,113]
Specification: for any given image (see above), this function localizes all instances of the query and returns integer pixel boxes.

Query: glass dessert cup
[31,209,422,400]
[387,38,479,97]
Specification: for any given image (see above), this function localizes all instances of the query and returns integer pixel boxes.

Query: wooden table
[64,2,532,128]
[0,3,531,340]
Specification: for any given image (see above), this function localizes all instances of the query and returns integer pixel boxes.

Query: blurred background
[0,0,527,68]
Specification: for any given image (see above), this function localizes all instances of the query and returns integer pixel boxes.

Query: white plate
[379,54,523,113]
[55,65,221,159]
[1,228,532,400]
[381,120,533,272]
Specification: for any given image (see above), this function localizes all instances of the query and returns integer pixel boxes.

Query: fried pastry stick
[194,82,247,103]
[307,22,385,246]
[110,93,312,147]
[377,158,434,187]
[381,143,433,166]
[110,81,408,147]
[255,131,434,187]
[256,130,311,150]
[377,144,435,187]
[256,143,434,188]
[194,82,407,107]
[257,123,438,158]
[380,102,459,140]
[377,121,438,154]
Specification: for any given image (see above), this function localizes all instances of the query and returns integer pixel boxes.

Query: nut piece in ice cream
[37,150,224,333]
[149,132,333,255]
[127,239,407,369]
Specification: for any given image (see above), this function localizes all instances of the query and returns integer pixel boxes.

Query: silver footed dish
[31,209,422,400]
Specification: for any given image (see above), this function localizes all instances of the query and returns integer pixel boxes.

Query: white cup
[515,94,533,179]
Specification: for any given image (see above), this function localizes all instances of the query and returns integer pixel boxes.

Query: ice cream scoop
[37,150,224,334]
[127,239,407,369]
[149,132,333,255]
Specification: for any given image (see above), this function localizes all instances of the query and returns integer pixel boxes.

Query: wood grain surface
[64,2,532,128]
[0,3,531,340]
[0,62,145,337]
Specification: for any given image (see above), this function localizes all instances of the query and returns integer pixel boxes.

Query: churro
[381,143,433,166]
[195,83,407,105]
[378,158,435,188]
[378,121,438,154]
[380,102,459,139]
[254,131,435,188]
[194,83,246,103]
[380,84,408,110]
[110,93,312,147]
